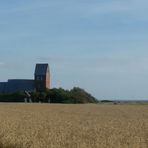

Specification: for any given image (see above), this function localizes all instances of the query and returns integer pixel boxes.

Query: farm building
[0,63,50,93]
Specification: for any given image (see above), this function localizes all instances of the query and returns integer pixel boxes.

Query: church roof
[0,80,35,93]
[35,63,49,75]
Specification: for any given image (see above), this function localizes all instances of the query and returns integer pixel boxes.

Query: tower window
[37,76,43,80]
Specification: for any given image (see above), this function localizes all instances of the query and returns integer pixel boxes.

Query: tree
[0,87,98,103]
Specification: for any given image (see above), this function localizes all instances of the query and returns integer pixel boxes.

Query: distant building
[35,63,50,91]
[0,63,50,93]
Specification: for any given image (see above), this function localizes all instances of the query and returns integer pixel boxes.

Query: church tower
[34,63,50,92]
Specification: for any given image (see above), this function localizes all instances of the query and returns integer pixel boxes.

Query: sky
[0,0,148,100]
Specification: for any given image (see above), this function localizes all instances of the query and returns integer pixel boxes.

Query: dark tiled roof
[35,64,49,75]
[0,80,35,93]
[0,82,7,93]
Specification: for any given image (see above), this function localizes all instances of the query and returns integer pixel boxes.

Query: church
[0,63,50,93]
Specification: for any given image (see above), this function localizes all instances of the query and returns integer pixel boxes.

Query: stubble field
[0,103,148,148]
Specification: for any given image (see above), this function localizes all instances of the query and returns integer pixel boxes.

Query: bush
[46,87,98,104]
[0,92,25,102]
[0,87,98,104]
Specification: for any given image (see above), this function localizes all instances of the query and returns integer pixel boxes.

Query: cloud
[0,1,64,14]
[0,62,5,66]
[69,0,148,21]
[37,54,148,77]
[1,0,148,19]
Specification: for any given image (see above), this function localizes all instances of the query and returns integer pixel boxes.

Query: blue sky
[0,0,148,100]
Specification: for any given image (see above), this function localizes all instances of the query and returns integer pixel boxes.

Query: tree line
[0,87,98,103]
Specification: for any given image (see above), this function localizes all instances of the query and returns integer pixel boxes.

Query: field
[0,104,148,148]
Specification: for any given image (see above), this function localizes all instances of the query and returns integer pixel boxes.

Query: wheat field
[0,103,148,148]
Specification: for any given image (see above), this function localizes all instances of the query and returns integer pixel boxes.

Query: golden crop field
[0,103,148,148]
